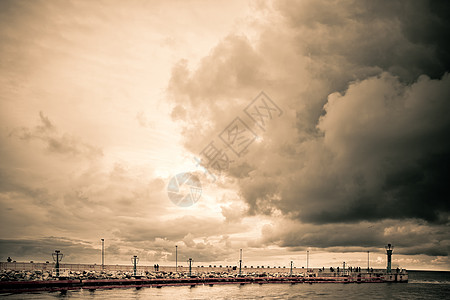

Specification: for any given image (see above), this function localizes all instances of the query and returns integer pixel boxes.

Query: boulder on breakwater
[0,269,299,282]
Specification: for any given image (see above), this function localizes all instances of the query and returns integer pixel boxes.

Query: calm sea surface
[1,271,449,299]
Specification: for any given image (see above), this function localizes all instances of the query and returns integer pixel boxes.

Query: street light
[101,239,104,270]
[187,258,193,277]
[131,255,139,277]
[290,261,293,277]
[175,245,178,272]
[52,250,63,277]
[239,249,242,277]
[306,250,309,271]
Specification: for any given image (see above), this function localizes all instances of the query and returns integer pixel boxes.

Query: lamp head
[52,250,63,261]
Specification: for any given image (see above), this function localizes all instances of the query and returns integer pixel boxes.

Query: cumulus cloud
[270,73,450,224]
[167,0,450,259]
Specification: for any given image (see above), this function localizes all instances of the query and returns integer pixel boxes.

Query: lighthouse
[385,243,394,273]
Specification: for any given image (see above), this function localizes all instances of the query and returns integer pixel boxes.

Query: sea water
[1,271,449,299]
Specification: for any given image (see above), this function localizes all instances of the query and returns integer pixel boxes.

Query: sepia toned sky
[1,0,449,271]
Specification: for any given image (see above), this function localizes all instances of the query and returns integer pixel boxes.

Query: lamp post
[52,250,63,277]
[367,251,370,273]
[131,255,139,277]
[290,261,293,277]
[175,245,178,272]
[187,258,193,277]
[306,250,309,271]
[101,239,104,270]
[239,249,242,277]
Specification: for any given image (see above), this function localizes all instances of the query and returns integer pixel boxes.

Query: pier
[0,243,408,293]
[0,271,408,293]
[0,266,408,293]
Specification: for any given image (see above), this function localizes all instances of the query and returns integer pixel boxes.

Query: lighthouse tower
[385,244,394,273]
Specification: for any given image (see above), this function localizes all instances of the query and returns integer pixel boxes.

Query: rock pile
[0,270,51,281]
[0,269,301,282]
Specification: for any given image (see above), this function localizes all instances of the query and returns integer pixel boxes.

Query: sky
[0,0,449,271]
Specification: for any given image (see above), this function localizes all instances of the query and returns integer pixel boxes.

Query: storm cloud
[1,0,449,270]
[167,0,450,259]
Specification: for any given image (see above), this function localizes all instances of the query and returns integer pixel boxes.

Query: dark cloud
[167,0,450,257]
[277,0,450,81]
[167,35,269,152]
[255,219,449,257]
[275,73,450,224]
[399,0,450,78]
[0,237,99,263]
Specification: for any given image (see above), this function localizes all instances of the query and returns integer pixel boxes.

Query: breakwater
[0,267,408,293]
[0,262,408,293]
[0,273,408,294]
